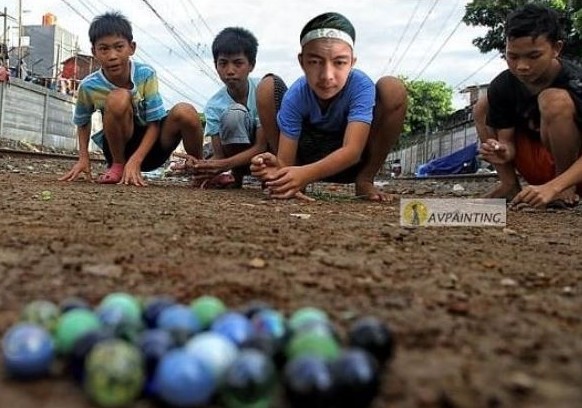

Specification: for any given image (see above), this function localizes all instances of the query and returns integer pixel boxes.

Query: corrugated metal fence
[387,121,478,175]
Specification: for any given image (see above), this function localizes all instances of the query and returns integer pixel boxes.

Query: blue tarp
[416,142,479,177]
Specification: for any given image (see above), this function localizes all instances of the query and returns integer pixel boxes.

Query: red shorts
[514,131,582,194]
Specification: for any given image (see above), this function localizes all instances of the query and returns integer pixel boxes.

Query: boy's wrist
[221,157,233,170]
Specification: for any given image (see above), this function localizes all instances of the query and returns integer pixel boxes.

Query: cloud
[22,0,508,109]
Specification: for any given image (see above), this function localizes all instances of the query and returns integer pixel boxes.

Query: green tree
[463,0,582,61]
[401,77,454,140]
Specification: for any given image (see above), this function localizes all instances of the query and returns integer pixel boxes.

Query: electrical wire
[453,52,501,89]
[413,18,464,80]
[139,0,219,85]
[391,0,441,74]
[379,0,421,76]
[410,0,462,78]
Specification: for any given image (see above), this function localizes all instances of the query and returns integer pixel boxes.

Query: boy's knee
[257,74,287,111]
[257,76,275,96]
[377,76,407,110]
[169,102,200,124]
[538,89,575,120]
[105,89,132,114]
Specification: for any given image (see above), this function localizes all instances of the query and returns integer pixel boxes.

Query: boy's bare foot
[355,179,396,202]
[552,187,580,207]
[483,183,521,201]
[193,172,237,189]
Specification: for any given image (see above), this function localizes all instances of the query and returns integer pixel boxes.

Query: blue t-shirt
[74,60,167,128]
[204,77,261,136]
[277,69,375,140]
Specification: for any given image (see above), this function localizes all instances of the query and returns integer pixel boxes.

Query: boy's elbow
[345,148,363,167]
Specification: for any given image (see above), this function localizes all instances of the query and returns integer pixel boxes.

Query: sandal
[98,163,124,184]
[195,172,236,189]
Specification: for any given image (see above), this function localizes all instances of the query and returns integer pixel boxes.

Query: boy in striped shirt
[60,12,203,186]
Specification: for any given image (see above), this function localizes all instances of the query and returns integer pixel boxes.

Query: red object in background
[61,55,100,82]
[42,13,57,26]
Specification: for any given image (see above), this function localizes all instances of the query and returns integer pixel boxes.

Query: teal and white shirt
[74,60,166,147]
[204,77,261,136]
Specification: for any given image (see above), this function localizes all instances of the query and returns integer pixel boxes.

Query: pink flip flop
[98,163,124,184]
[196,172,236,189]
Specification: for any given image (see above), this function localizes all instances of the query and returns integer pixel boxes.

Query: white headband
[300,28,354,48]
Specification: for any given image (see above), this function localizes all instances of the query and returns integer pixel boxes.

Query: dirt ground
[0,152,581,408]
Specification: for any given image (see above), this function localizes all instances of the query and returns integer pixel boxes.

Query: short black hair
[505,4,564,43]
[212,27,258,66]
[300,12,356,45]
[89,12,133,45]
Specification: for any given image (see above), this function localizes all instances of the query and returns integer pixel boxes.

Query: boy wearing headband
[250,12,407,201]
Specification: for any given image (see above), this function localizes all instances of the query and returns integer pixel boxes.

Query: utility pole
[2,7,6,45]
[0,7,19,66]
[17,0,22,78]
[2,7,7,64]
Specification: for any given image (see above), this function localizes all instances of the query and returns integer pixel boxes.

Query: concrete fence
[0,78,101,151]
[387,121,478,176]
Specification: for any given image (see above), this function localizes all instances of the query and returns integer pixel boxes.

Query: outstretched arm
[59,124,93,182]
[512,156,582,207]
[194,128,269,176]
[121,121,161,186]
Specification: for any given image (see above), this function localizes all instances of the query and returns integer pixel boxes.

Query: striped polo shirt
[73,60,167,128]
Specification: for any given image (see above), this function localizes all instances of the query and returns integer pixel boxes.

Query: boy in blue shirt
[60,12,203,187]
[251,12,407,201]
[186,27,286,188]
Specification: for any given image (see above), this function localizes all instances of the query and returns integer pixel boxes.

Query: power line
[133,46,209,106]
[139,0,219,85]
[410,0,462,78]
[58,0,91,23]
[75,0,100,17]
[453,52,501,89]
[413,18,464,80]
[184,0,214,37]
[380,0,421,76]
[391,0,441,74]
[75,0,212,105]
[173,0,213,59]
[54,0,212,107]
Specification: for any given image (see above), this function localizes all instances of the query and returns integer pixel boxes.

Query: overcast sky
[13,0,508,110]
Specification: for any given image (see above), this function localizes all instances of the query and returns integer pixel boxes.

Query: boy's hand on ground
[59,159,93,182]
[250,153,279,180]
[190,159,229,176]
[511,184,560,208]
[479,139,511,164]
[266,166,309,199]
[172,152,200,174]
[121,159,147,187]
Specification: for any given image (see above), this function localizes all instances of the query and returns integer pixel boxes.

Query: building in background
[10,13,80,82]
[460,84,488,106]
[60,53,100,94]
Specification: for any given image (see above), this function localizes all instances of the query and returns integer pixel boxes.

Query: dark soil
[1,152,581,408]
